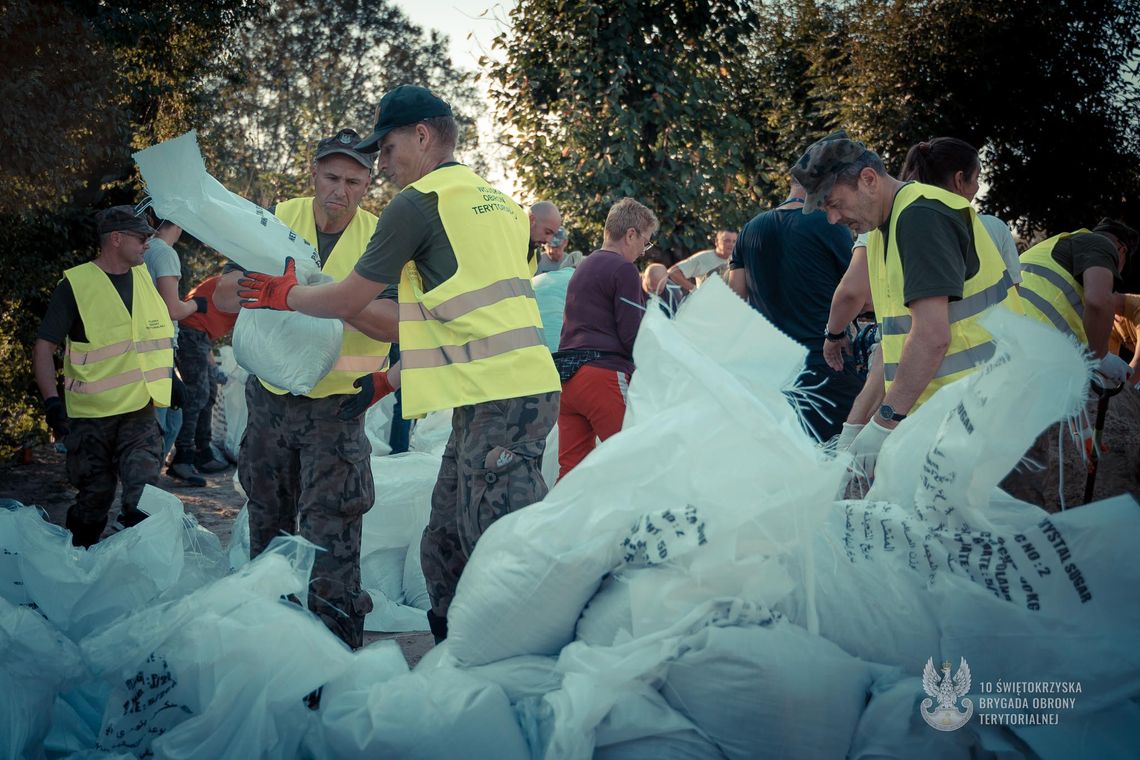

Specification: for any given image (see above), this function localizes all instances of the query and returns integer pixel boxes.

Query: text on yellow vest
[397,165,560,418]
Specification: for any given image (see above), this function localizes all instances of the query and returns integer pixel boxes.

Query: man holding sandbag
[214,129,398,649]
[237,86,561,644]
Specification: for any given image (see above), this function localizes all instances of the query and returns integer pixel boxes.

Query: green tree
[197,0,481,212]
[485,0,760,261]
[0,0,260,458]
[827,0,1140,236]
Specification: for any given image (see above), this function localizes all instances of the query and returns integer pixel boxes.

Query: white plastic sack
[228,502,251,570]
[661,622,876,760]
[318,667,531,760]
[0,597,86,760]
[410,409,453,455]
[361,452,441,552]
[402,537,431,611]
[82,537,353,759]
[11,486,185,639]
[447,281,843,666]
[0,500,34,605]
[133,131,322,279]
[232,307,343,396]
[364,393,398,457]
[134,132,343,395]
[534,267,574,351]
[218,346,249,460]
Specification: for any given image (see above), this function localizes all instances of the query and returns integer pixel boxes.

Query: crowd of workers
[32,84,1139,653]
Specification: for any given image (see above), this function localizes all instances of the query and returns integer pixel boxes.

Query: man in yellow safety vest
[214,128,398,649]
[33,206,174,547]
[237,85,561,644]
[791,131,1023,480]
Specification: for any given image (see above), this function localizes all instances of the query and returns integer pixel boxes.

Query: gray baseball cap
[790,130,872,213]
[314,128,376,172]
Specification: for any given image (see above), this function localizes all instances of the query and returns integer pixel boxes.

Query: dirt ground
[0,447,435,666]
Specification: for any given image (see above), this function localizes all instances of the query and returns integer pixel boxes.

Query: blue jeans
[155,407,182,463]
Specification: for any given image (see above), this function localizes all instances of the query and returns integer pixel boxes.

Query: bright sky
[393,0,521,194]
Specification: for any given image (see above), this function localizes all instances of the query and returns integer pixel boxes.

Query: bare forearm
[728,269,747,299]
[345,299,399,342]
[33,340,60,400]
[286,280,372,319]
[1082,301,1115,358]
[667,268,696,293]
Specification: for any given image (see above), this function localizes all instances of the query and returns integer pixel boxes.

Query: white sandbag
[848,670,1032,760]
[361,452,440,552]
[44,682,110,758]
[661,621,876,760]
[542,422,560,488]
[232,307,343,396]
[364,393,397,457]
[574,573,633,647]
[228,502,251,570]
[12,486,185,639]
[534,267,574,351]
[133,131,322,279]
[362,592,428,633]
[595,731,726,760]
[318,667,531,760]
[218,346,249,461]
[410,409,453,455]
[360,546,406,603]
[447,282,842,666]
[82,537,353,760]
[0,597,87,760]
[402,539,431,611]
[543,600,778,760]
[0,499,34,605]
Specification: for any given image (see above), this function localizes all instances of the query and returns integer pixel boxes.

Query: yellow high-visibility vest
[262,197,391,398]
[62,262,174,418]
[1018,230,1089,344]
[397,165,560,417]
[867,182,1023,408]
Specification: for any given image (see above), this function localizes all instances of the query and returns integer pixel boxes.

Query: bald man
[528,201,562,275]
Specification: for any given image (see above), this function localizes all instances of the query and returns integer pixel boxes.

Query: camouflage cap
[96,205,155,236]
[549,227,568,246]
[790,130,871,213]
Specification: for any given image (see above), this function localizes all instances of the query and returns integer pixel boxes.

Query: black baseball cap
[356,85,453,152]
[314,128,376,172]
[96,205,155,236]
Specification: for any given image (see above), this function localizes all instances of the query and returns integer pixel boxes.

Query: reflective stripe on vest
[397,165,561,417]
[1017,231,1089,344]
[62,262,175,418]
[261,197,391,398]
[868,182,1023,408]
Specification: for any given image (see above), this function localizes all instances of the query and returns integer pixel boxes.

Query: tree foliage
[485,0,761,261]
[198,0,481,210]
[491,0,1140,257]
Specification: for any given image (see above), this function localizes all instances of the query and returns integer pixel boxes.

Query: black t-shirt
[880,197,979,306]
[730,204,853,355]
[1049,232,1122,285]
[38,270,134,345]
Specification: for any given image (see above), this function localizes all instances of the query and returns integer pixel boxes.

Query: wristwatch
[878,403,907,422]
[824,326,846,342]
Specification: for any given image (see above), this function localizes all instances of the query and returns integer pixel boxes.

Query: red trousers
[558,364,630,479]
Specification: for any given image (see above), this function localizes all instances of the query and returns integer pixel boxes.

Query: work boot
[166,461,206,487]
[427,609,448,644]
[116,508,150,529]
[194,447,229,474]
[66,507,107,548]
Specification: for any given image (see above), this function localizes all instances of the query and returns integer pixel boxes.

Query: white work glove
[835,422,864,451]
[1095,353,1131,385]
[847,418,892,481]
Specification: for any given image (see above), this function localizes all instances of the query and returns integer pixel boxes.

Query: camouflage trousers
[173,325,213,460]
[420,391,560,622]
[65,403,162,547]
[239,377,374,649]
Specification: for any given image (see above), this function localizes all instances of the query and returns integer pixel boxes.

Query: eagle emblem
[920,656,974,731]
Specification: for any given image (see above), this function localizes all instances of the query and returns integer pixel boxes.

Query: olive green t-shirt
[878,195,979,306]
[1048,232,1121,285]
[354,164,463,292]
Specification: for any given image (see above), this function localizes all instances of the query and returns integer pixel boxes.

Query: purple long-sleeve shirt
[557,249,645,374]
